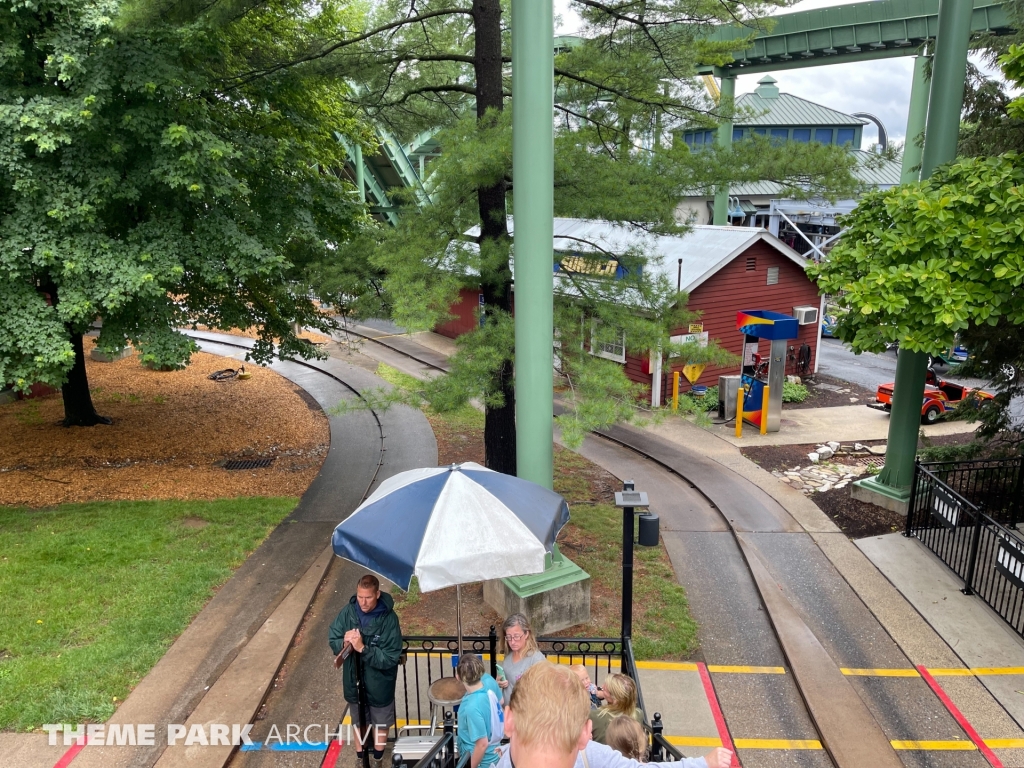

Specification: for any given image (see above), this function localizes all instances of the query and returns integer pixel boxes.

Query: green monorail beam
[697,0,1010,75]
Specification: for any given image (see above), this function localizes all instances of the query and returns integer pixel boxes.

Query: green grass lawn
[0,497,296,730]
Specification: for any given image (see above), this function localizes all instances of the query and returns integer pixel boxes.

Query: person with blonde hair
[588,674,644,744]
[495,664,733,768]
[497,613,546,705]
[605,716,647,762]
[501,662,591,768]
[570,664,606,708]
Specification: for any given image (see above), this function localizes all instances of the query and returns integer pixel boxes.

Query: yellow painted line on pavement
[841,668,920,677]
[890,740,977,750]
[635,660,698,671]
[666,736,723,748]
[969,667,1024,676]
[985,739,1024,748]
[706,665,786,674]
[733,739,823,749]
[926,668,977,677]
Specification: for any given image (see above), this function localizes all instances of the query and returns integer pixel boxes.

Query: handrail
[620,636,648,725]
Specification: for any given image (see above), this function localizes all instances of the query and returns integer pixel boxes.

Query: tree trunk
[61,332,112,426]
[474,0,517,475]
[41,279,111,427]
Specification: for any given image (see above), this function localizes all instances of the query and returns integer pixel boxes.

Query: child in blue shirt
[456,654,503,768]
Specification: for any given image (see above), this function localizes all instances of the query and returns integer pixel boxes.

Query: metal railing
[917,456,1023,527]
[396,631,626,735]
[906,459,1024,637]
[650,713,685,762]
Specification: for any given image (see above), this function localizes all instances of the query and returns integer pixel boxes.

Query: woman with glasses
[497,613,547,705]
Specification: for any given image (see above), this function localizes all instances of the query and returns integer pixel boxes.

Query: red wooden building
[436,219,823,406]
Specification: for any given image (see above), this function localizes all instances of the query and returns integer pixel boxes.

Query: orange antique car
[867,370,993,424]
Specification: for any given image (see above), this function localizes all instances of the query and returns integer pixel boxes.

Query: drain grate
[224,458,276,471]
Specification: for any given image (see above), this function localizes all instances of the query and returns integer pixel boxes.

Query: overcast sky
[553,0,1003,144]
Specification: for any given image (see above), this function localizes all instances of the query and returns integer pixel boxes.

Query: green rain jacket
[328,591,403,707]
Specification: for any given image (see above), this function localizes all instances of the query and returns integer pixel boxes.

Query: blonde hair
[569,664,588,677]
[602,674,638,716]
[500,613,541,658]
[508,663,590,754]
[606,716,647,762]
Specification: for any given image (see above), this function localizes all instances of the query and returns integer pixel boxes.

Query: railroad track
[336,324,450,375]
[186,331,388,503]
[340,327,1008,768]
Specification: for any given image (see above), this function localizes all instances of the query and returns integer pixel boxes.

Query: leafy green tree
[247,0,862,471]
[0,0,366,425]
[809,46,1024,445]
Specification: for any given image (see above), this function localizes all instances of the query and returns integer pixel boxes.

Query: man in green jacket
[329,574,403,768]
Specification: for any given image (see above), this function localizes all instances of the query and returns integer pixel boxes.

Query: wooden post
[735,386,744,438]
[672,371,679,411]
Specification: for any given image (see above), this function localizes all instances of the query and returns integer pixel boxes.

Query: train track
[338,326,994,768]
[336,324,450,374]
[186,331,388,504]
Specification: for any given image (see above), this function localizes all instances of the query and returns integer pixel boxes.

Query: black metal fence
[906,458,1024,637]
[394,631,652,766]
[916,457,1023,526]
[396,631,628,733]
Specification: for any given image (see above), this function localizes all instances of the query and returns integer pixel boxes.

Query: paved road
[817,338,991,392]
[818,337,1024,424]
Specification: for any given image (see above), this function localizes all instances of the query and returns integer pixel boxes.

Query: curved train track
[185,331,388,505]
[337,327,1004,768]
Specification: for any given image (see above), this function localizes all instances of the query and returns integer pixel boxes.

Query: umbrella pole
[456,584,463,659]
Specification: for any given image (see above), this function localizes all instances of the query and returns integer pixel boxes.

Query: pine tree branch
[223,7,475,89]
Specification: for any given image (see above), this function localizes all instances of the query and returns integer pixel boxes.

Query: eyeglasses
[505,632,527,642]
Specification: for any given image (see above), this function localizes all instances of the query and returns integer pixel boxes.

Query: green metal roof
[725,150,901,196]
[697,0,1012,75]
[735,84,868,127]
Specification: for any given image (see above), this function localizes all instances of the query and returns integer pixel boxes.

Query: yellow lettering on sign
[688,323,704,334]
[560,256,619,276]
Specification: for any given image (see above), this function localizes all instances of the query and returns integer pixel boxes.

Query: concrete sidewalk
[707,403,978,446]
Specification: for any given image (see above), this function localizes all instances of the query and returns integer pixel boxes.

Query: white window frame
[590,321,626,363]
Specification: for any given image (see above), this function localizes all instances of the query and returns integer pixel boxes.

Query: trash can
[719,376,742,420]
[691,384,708,398]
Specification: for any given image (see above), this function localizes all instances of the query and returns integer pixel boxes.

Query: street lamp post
[614,481,658,641]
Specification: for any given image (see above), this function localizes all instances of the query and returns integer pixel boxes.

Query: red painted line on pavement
[917,665,1003,767]
[698,662,740,767]
[53,736,87,768]
[321,738,344,768]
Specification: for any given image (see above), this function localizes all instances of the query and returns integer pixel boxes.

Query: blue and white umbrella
[332,462,571,593]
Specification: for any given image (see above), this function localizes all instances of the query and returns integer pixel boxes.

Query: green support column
[354,144,365,203]
[853,0,973,512]
[712,76,736,226]
[511,0,554,490]
[900,54,930,184]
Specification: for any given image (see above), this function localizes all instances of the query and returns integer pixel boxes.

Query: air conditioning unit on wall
[793,306,818,325]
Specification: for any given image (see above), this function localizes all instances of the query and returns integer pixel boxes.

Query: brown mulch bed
[741,434,979,538]
[783,373,877,410]
[0,336,329,507]
[193,325,333,345]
